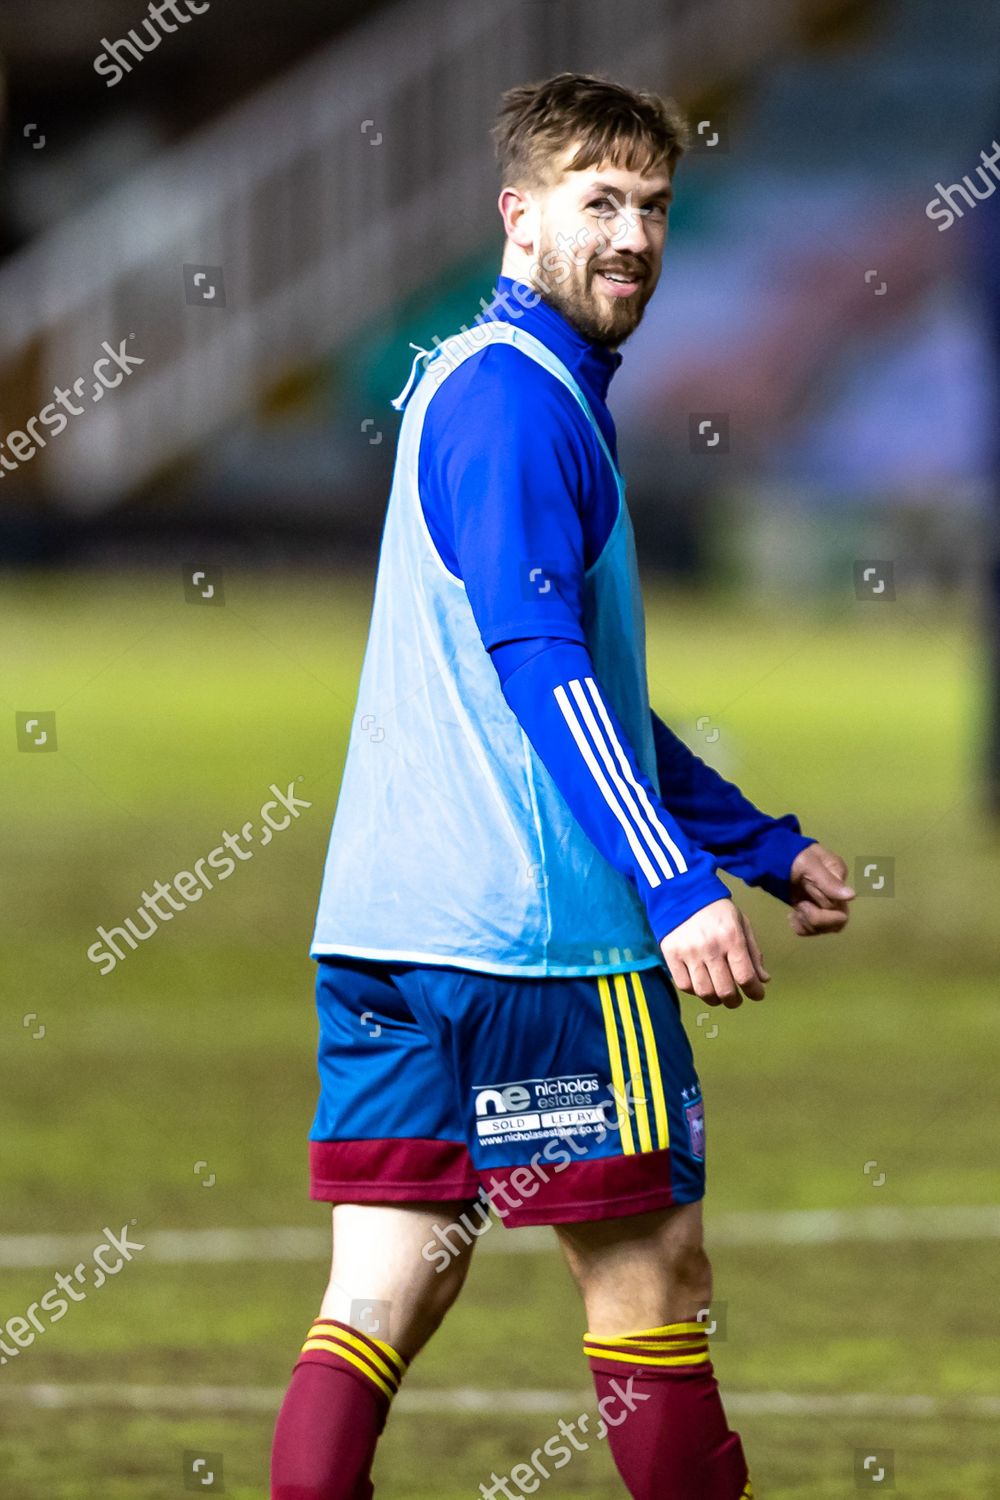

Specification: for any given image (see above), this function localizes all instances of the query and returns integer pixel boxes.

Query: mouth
[593,267,644,299]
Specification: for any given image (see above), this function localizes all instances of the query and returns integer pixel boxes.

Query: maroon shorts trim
[478,1146,691,1227]
[309,1137,480,1203]
[310,1138,700,1226]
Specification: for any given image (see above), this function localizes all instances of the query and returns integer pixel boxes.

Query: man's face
[527,148,673,348]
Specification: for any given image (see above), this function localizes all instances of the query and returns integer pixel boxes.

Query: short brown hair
[492,71,689,191]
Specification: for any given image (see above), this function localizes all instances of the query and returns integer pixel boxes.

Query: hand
[660,898,770,1008]
[787,843,855,936]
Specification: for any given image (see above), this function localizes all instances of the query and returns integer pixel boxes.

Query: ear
[498,186,536,251]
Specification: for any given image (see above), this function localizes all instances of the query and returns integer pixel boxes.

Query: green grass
[1,571,997,1498]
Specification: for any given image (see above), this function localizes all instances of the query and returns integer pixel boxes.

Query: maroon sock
[585,1321,752,1500]
[270,1318,408,1500]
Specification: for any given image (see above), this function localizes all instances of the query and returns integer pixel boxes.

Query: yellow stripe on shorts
[630,971,669,1150]
[613,973,653,1152]
[597,975,635,1154]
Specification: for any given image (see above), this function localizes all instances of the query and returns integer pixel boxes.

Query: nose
[606,200,652,257]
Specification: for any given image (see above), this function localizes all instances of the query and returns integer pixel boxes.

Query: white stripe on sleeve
[567,678,680,880]
[583,676,689,875]
[553,683,662,887]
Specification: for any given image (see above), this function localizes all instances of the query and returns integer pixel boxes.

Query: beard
[530,234,656,348]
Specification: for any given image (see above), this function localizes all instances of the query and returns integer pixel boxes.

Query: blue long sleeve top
[417,275,814,942]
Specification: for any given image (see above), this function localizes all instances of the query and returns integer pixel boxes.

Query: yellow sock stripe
[603,1321,707,1338]
[304,1329,400,1392]
[584,1327,708,1346]
[306,1325,401,1389]
[613,973,653,1152]
[364,1333,407,1377]
[598,976,635,1154]
[310,1321,406,1380]
[301,1338,396,1397]
[630,972,669,1150]
[741,1483,754,1498]
[581,1326,707,1350]
[304,1326,401,1389]
[587,1344,710,1356]
[583,1345,711,1367]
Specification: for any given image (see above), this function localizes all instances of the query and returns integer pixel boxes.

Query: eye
[587,197,618,218]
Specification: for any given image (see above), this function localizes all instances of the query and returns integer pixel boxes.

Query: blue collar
[480,275,624,403]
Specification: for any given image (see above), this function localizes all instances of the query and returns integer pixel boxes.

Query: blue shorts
[308,957,706,1227]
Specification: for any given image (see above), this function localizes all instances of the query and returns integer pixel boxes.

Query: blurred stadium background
[1,0,999,1496]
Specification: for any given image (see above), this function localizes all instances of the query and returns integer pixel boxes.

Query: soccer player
[271,72,855,1500]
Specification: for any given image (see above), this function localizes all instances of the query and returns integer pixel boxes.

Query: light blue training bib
[311,319,663,976]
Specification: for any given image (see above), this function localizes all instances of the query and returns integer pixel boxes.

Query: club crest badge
[683,1092,705,1159]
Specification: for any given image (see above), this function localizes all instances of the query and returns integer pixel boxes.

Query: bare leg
[555,1200,711,1334]
[272,1199,480,1499]
[319,1199,481,1357]
[554,1202,749,1500]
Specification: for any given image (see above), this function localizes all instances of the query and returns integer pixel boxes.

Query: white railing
[0,0,809,509]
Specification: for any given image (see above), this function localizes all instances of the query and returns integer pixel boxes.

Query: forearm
[650,710,815,902]
[491,639,730,942]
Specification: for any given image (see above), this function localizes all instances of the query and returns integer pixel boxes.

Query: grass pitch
[1,570,997,1498]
